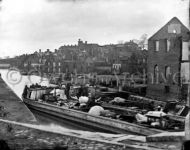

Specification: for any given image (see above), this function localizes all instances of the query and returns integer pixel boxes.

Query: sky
[0,0,189,58]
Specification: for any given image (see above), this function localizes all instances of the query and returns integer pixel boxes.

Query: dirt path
[0,76,36,124]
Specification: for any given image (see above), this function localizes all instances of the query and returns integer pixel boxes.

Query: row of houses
[11,39,147,76]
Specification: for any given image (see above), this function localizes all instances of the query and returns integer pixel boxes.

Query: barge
[22,96,163,136]
[22,86,184,136]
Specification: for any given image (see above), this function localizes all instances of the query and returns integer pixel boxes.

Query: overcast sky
[0,0,189,57]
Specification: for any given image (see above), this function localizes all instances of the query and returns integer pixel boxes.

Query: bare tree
[133,34,148,50]
[138,34,148,50]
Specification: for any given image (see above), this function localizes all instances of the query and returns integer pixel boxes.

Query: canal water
[0,69,115,133]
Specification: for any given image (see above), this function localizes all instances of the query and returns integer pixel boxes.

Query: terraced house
[147,17,190,102]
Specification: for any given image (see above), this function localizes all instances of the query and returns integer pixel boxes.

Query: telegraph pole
[185,0,190,139]
[185,40,190,140]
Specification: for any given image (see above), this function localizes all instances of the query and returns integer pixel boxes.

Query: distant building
[147,17,190,101]
[0,63,10,69]
[110,42,147,75]
[8,39,147,77]
[0,57,19,69]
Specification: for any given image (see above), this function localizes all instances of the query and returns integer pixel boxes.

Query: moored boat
[22,87,165,136]
[22,85,186,136]
[23,97,164,136]
[100,94,187,123]
[102,103,186,123]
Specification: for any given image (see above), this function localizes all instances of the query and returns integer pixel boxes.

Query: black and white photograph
[0,0,189,149]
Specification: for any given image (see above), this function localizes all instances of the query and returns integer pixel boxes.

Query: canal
[0,69,112,133]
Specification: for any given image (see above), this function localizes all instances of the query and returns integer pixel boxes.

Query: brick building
[110,42,147,75]
[147,17,189,101]
[8,39,147,78]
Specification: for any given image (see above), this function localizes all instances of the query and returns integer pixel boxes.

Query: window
[166,40,170,52]
[182,42,189,61]
[53,62,56,67]
[155,41,159,51]
[154,65,159,84]
[143,58,146,63]
[168,23,181,34]
[165,66,171,79]
[165,86,170,93]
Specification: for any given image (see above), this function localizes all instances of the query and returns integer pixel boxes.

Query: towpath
[0,75,36,123]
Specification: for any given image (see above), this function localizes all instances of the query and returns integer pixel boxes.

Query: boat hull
[23,98,163,136]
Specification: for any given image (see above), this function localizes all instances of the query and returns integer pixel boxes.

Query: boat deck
[23,97,165,136]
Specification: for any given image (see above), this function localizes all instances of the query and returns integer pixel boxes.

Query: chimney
[78,38,83,46]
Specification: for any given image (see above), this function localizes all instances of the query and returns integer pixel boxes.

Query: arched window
[165,66,171,82]
[154,65,159,84]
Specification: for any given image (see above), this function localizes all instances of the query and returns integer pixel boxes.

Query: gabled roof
[149,17,189,40]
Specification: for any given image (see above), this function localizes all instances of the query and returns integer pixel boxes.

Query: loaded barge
[22,85,185,136]
[23,97,162,136]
